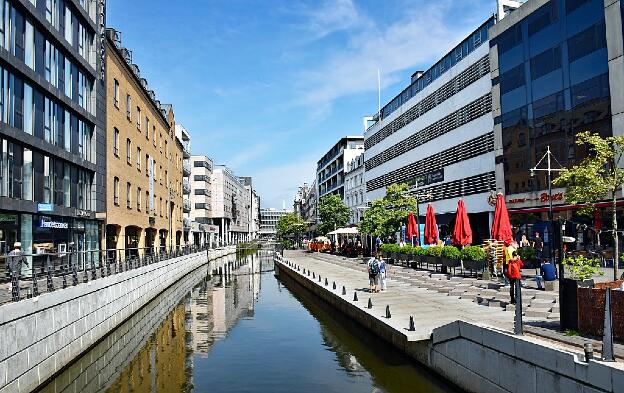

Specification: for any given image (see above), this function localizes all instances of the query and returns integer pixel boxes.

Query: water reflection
[38,251,457,393]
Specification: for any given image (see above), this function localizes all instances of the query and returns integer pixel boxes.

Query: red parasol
[594,209,602,231]
[407,212,418,244]
[452,199,472,246]
[424,204,439,245]
[491,193,513,245]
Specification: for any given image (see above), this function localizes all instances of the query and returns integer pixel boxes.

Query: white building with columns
[210,165,252,244]
[344,152,365,225]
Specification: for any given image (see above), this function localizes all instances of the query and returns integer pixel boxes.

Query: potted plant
[424,246,442,270]
[560,255,603,330]
[461,246,486,272]
[380,244,392,259]
[441,245,462,272]
[411,246,425,268]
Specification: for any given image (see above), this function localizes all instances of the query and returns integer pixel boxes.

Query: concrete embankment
[0,246,236,393]
[275,253,624,393]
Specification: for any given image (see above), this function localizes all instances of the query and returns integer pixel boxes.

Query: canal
[37,251,460,393]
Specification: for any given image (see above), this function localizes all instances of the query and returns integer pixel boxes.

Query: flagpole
[377,68,381,120]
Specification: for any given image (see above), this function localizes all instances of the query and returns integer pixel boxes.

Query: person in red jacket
[507,251,523,304]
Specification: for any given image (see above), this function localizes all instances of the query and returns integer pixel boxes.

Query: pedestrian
[444,236,452,246]
[535,260,557,290]
[532,232,544,262]
[520,234,530,248]
[507,251,523,304]
[379,254,387,291]
[367,253,381,293]
[8,242,28,301]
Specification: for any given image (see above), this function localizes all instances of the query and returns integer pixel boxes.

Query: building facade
[175,124,192,243]
[259,208,290,239]
[316,136,364,202]
[364,17,497,243]
[344,152,365,225]
[489,0,622,246]
[188,154,215,246]
[105,29,184,256]
[0,0,105,260]
[240,176,260,240]
[210,165,250,244]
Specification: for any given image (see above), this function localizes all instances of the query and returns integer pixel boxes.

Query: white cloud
[304,0,364,39]
[295,0,481,117]
[251,155,317,209]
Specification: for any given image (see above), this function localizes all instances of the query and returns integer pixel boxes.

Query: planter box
[560,278,593,330]
[463,259,486,271]
[441,258,461,268]
[577,280,624,340]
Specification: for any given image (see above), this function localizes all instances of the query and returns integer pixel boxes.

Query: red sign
[507,192,565,205]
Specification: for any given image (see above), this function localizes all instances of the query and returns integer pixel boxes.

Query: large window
[126,94,132,120]
[126,182,131,208]
[126,138,131,164]
[113,79,119,108]
[137,187,141,211]
[113,177,119,205]
[136,106,141,130]
[113,128,119,156]
[568,21,606,62]
[136,146,141,170]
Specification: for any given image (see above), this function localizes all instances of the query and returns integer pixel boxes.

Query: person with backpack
[367,253,381,293]
[507,251,524,304]
[379,255,387,291]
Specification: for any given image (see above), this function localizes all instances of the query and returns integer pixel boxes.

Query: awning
[327,227,359,235]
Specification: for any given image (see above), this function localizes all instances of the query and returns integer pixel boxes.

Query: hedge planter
[462,259,486,272]
[441,258,461,268]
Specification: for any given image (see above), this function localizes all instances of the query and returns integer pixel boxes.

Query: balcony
[182,179,191,195]
[182,142,191,159]
[183,199,191,213]
[182,161,191,176]
[183,217,191,228]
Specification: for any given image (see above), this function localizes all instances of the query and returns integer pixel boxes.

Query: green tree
[317,194,350,235]
[553,131,624,280]
[358,183,417,240]
[276,213,306,246]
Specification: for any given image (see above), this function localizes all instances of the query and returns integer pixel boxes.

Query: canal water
[38,251,460,393]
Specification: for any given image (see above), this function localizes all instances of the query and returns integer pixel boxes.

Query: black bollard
[409,316,415,331]
[385,305,391,318]
[313,272,316,279]
[332,281,336,290]
[353,291,358,301]
[303,268,306,274]
[307,270,310,277]
[325,278,328,286]
[514,279,523,335]
[318,275,321,282]
[367,298,373,309]
[342,286,346,295]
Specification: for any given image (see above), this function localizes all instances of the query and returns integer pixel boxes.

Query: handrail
[1,244,235,305]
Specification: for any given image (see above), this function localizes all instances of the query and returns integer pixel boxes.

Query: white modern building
[344,152,365,225]
[175,125,194,244]
[188,155,218,246]
[259,208,291,239]
[210,165,252,244]
[316,136,364,202]
[364,17,497,243]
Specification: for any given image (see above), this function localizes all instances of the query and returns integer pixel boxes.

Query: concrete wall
[275,258,624,393]
[0,246,236,393]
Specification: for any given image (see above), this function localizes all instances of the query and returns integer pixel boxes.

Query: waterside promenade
[277,250,624,393]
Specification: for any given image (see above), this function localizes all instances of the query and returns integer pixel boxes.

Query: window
[126,182,131,208]
[145,154,149,177]
[500,64,525,94]
[43,156,53,203]
[195,203,206,209]
[137,147,141,170]
[568,21,606,63]
[136,106,141,130]
[23,83,33,135]
[64,6,72,43]
[137,187,141,210]
[126,138,131,164]
[64,58,72,98]
[113,79,119,108]
[25,21,34,70]
[195,189,206,195]
[145,117,149,139]
[126,94,131,120]
[153,126,156,146]
[113,128,119,156]
[113,177,119,205]
[159,197,162,216]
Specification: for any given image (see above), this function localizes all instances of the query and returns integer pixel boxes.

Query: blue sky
[108,0,495,208]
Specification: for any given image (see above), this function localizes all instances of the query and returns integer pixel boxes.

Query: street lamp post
[530,146,563,267]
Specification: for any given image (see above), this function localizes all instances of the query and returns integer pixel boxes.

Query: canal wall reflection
[36,252,267,393]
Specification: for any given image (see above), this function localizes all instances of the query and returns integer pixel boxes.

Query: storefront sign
[0,214,17,224]
[507,192,565,205]
[39,219,68,229]
[205,225,219,233]
[409,168,444,187]
[37,203,54,212]
[76,209,91,218]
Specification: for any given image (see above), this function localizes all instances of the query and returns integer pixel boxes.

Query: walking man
[367,253,380,293]
[8,242,28,301]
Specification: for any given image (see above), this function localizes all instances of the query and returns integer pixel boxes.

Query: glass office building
[489,0,621,247]
[0,0,105,259]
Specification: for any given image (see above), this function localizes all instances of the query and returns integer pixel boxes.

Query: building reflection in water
[37,252,264,393]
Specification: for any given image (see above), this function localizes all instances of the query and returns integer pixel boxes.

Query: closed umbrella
[424,204,439,245]
[491,193,513,245]
[407,212,418,245]
[452,199,472,246]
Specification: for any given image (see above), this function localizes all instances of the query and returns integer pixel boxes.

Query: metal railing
[0,244,224,305]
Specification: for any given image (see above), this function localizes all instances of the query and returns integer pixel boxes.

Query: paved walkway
[284,250,624,360]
